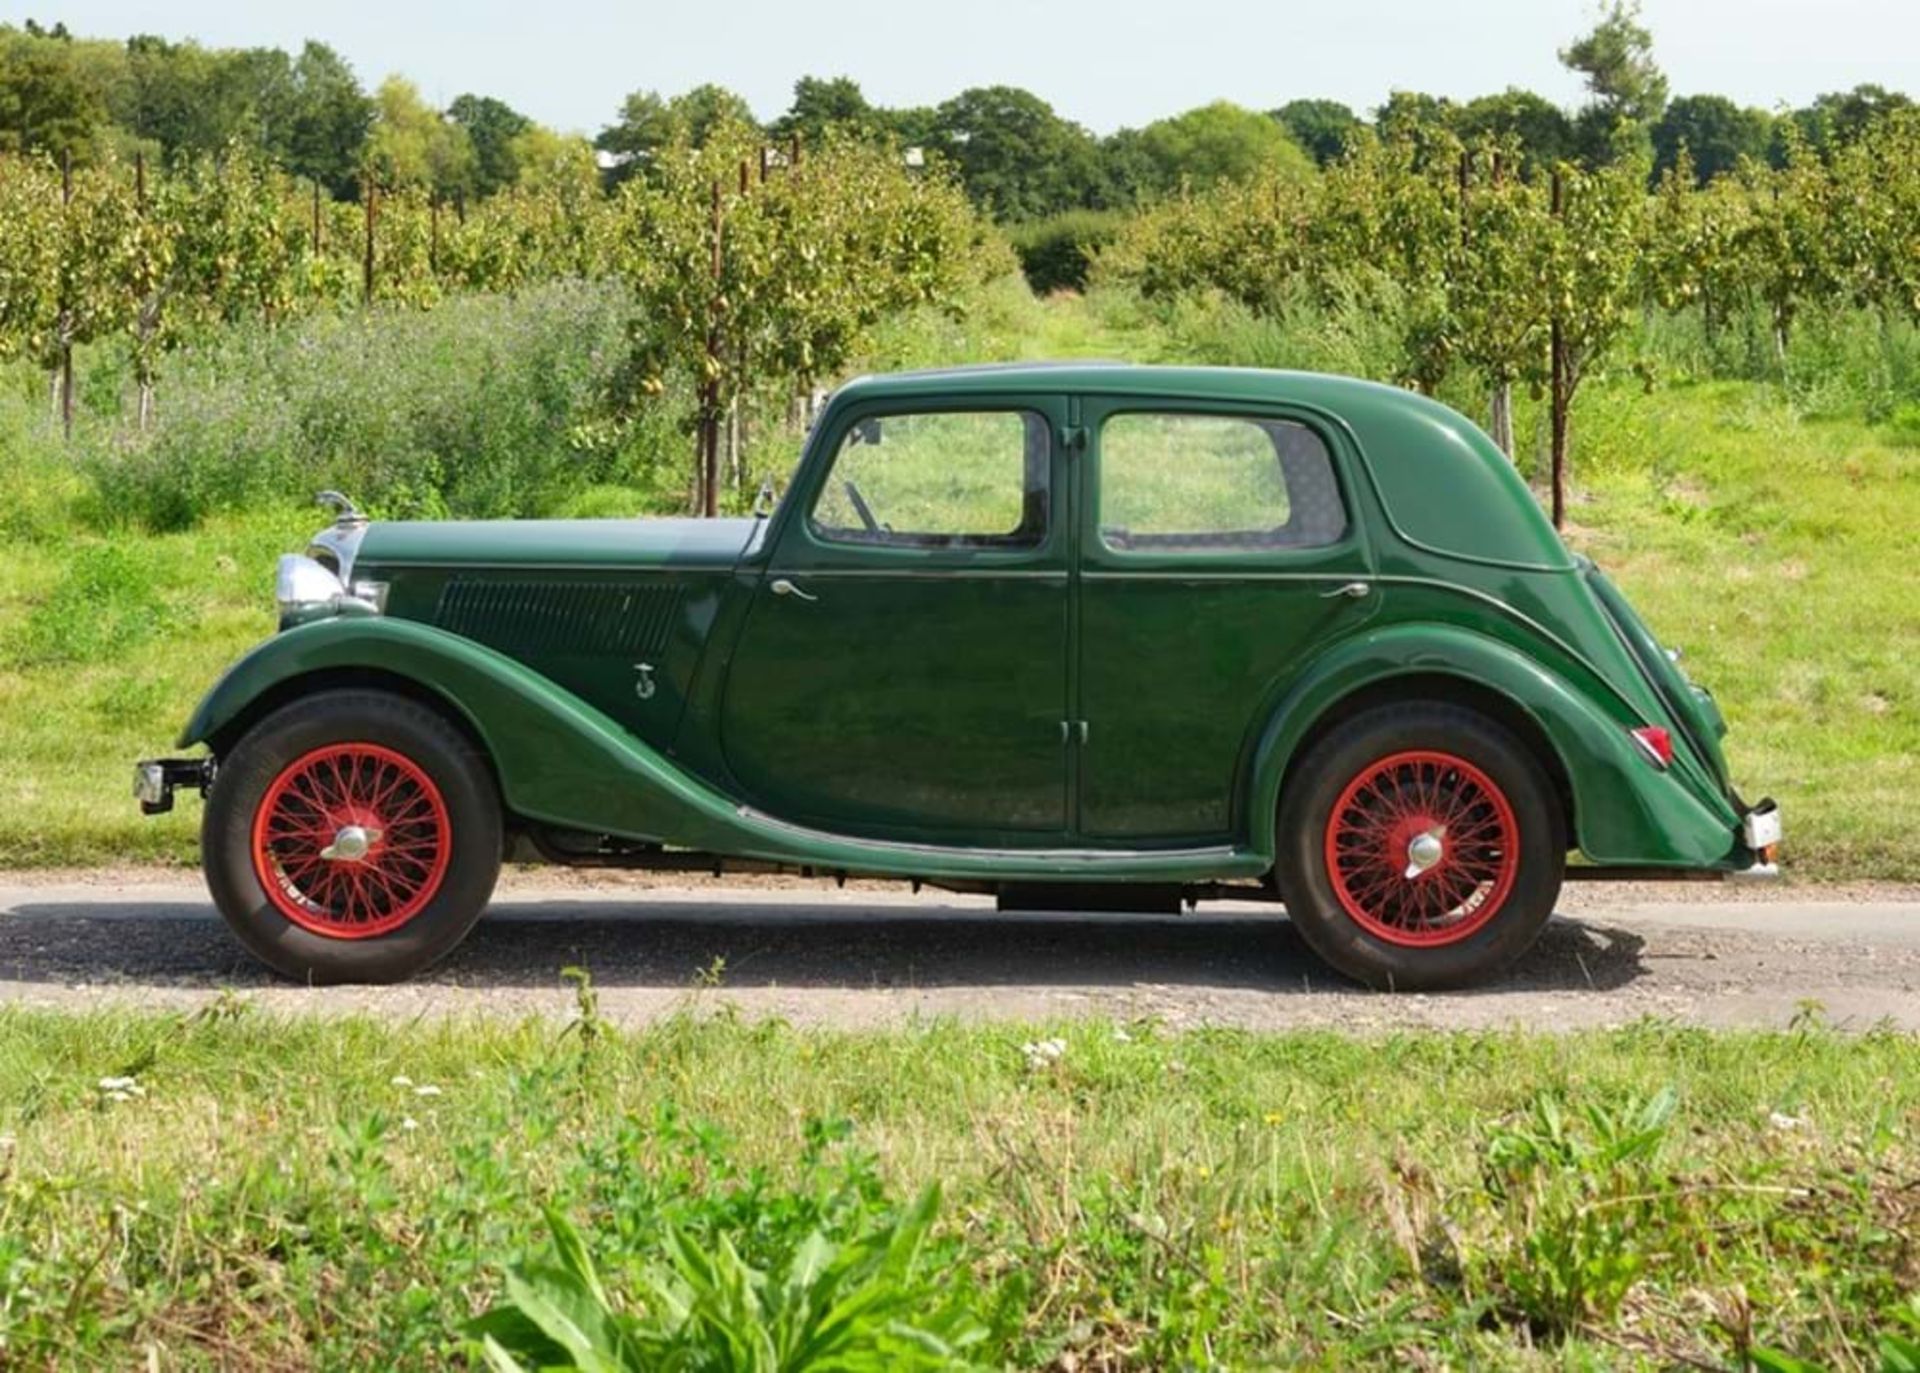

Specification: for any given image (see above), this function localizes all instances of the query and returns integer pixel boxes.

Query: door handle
[770,577,818,602]
[1320,581,1371,599]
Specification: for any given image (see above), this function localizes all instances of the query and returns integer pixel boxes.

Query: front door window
[810,409,1050,549]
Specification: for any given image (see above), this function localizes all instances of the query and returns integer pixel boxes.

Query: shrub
[77,280,667,530]
[1010,210,1126,294]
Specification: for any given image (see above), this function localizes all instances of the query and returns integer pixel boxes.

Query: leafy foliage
[474,1188,985,1371]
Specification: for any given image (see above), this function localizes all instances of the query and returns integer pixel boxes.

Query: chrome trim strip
[365,561,739,574]
[735,805,1237,863]
[1081,570,1368,584]
[773,567,1068,582]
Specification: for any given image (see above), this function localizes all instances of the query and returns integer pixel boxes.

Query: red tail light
[1630,724,1674,768]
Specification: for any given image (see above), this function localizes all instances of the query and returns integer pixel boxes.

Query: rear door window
[1097,413,1346,553]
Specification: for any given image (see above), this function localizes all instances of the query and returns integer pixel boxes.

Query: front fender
[1246,624,1742,868]
[180,619,1268,882]
[181,618,769,852]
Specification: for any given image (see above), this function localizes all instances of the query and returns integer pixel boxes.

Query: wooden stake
[362,177,377,307]
[59,149,73,441]
[1549,169,1568,531]
[701,179,724,517]
[135,151,156,428]
[1456,149,1470,248]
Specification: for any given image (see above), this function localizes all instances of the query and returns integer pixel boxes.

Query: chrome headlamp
[276,554,386,627]
[277,491,384,627]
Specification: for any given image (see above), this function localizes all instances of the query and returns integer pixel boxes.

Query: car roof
[833,362,1416,412]
[829,363,1575,572]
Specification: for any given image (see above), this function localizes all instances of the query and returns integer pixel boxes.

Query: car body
[137,364,1780,986]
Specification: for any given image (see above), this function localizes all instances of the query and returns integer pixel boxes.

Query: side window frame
[1082,400,1366,570]
[774,395,1070,571]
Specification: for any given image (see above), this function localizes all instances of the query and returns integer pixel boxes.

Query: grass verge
[0,1002,1914,1367]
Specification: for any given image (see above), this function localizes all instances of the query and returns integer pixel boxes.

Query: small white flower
[97,1076,147,1101]
[389,1075,414,1088]
[1020,1038,1068,1071]
[400,1116,419,1132]
[1768,1111,1805,1131]
[412,1084,442,1098]
[1112,1027,1133,1043]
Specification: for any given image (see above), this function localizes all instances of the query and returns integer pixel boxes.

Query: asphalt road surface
[1,874,1915,1030]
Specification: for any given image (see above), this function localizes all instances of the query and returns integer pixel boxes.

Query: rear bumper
[1740,797,1781,853]
[133,757,215,815]
[1565,796,1781,882]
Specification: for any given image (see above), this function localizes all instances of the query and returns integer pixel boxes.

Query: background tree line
[1,3,1913,525]
[4,7,1909,221]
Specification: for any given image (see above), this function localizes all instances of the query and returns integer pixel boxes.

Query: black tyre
[203,689,502,984]
[1274,702,1564,990]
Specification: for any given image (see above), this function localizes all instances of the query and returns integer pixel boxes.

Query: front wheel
[203,689,502,983]
[1275,703,1565,990]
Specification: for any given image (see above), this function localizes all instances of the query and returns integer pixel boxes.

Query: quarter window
[1098,413,1347,553]
[810,410,1049,549]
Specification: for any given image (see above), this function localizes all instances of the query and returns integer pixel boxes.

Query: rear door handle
[1320,581,1371,599]
[770,577,818,602]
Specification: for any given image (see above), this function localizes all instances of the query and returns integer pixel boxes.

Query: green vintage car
[136,364,1779,987]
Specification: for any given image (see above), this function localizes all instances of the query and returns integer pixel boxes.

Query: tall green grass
[0,1004,1913,1367]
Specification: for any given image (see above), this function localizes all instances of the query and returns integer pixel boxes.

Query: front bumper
[133,758,215,815]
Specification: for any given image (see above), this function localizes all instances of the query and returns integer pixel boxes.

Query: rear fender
[1248,625,1742,868]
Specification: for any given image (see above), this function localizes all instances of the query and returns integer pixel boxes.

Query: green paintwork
[176,364,1766,880]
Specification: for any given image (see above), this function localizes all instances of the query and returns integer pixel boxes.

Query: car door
[718,396,1072,839]
[1073,398,1375,840]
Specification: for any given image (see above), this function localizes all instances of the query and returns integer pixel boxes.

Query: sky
[9,0,1915,136]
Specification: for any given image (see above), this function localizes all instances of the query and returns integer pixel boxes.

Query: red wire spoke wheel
[1322,749,1520,948]
[249,742,452,939]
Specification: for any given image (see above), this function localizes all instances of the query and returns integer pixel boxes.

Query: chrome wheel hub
[1403,828,1446,880]
[319,824,381,863]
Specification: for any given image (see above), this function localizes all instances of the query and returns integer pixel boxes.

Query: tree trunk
[726,398,741,492]
[697,380,720,518]
[60,340,73,441]
[1488,380,1514,459]
[698,426,714,514]
[1550,324,1568,531]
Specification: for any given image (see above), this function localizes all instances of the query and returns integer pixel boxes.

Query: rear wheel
[203,690,501,983]
[1275,703,1564,989]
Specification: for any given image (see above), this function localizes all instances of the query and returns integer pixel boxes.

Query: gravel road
[1,873,1915,1030]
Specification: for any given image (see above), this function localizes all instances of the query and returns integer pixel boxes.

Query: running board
[730,806,1272,882]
